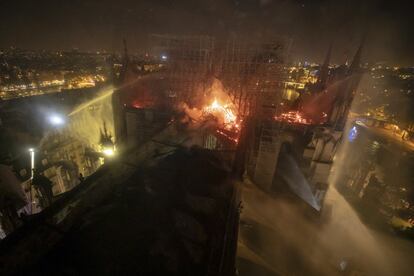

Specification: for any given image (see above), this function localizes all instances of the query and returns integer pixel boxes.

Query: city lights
[0,2,414,274]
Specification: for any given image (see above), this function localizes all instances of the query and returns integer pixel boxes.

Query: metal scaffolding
[218,35,291,119]
[149,34,292,181]
[149,34,291,114]
[149,34,215,106]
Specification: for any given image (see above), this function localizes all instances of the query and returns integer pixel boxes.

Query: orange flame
[274,111,313,125]
[204,98,238,126]
[203,98,241,143]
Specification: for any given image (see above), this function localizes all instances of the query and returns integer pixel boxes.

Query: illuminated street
[360,123,414,152]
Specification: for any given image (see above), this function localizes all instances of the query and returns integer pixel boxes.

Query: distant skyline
[1,0,413,65]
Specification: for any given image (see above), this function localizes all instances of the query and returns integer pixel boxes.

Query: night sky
[1,0,413,65]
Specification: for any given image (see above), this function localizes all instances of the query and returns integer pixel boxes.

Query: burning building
[0,33,366,276]
[246,38,365,211]
[109,32,364,215]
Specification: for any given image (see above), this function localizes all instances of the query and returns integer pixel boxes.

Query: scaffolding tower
[217,36,293,186]
[149,34,292,185]
[218,35,291,119]
[149,34,215,106]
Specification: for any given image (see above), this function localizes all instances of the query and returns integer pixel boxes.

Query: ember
[274,111,313,125]
[203,98,241,131]
[204,98,237,124]
[216,129,239,144]
[201,97,242,143]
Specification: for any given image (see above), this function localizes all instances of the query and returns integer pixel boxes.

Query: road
[356,121,414,153]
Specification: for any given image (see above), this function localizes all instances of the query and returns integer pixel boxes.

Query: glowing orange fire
[203,98,238,127]
[216,129,239,144]
[203,98,241,143]
[204,98,237,124]
[274,111,313,125]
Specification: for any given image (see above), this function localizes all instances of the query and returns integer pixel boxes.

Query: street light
[102,148,115,156]
[48,114,65,126]
[28,148,35,179]
[28,148,37,214]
